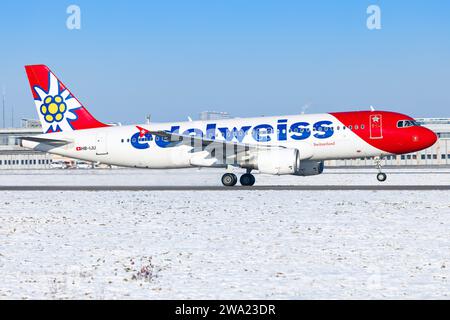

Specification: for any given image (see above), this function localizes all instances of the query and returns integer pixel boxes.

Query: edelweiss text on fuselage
[131,120,334,149]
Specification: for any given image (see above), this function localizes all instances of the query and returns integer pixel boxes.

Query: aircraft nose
[412,128,438,149]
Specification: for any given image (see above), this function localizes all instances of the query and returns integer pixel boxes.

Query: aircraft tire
[377,172,387,182]
[240,174,256,186]
[222,173,238,187]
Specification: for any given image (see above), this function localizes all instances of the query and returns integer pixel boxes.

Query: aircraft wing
[20,136,73,147]
[148,130,289,167]
[148,130,282,150]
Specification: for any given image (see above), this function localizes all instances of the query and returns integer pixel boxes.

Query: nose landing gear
[377,172,387,182]
[375,157,387,182]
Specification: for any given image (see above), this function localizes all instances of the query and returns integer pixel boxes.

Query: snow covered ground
[0,169,449,299]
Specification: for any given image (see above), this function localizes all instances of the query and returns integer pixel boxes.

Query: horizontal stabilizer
[20,136,72,147]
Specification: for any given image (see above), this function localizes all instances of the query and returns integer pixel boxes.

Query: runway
[0,185,449,191]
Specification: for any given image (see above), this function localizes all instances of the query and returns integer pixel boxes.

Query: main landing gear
[240,173,256,186]
[222,170,256,187]
[221,173,238,187]
[375,157,387,182]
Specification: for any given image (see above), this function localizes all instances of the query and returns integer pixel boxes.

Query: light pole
[2,86,5,128]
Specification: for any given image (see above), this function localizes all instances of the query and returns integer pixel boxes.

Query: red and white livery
[21,65,438,186]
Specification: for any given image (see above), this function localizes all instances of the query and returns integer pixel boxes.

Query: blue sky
[0,0,449,125]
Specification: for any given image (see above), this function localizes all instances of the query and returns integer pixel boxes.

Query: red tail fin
[25,65,108,133]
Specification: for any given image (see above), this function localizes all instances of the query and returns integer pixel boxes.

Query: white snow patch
[0,184,449,299]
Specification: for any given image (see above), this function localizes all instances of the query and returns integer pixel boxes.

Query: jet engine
[246,148,300,175]
[244,148,324,176]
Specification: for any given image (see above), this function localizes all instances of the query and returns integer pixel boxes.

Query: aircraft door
[370,114,383,139]
[96,132,108,155]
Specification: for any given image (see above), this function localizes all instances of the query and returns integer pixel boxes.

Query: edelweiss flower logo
[40,95,67,123]
[33,72,81,133]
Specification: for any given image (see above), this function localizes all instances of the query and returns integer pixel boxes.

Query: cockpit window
[397,120,421,128]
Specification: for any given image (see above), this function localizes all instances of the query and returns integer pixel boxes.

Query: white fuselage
[23,113,385,169]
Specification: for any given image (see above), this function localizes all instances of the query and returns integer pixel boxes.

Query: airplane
[21,65,438,186]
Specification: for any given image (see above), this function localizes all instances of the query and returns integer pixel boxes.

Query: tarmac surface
[0,185,449,191]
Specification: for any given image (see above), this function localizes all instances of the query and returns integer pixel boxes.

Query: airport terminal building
[0,117,449,170]
[0,120,52,170]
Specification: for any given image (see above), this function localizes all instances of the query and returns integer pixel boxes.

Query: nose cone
[412,128,438,150]
[423,128,438,147]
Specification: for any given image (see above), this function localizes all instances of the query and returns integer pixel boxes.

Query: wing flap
[147,130,290,168]
[148,130,281,150]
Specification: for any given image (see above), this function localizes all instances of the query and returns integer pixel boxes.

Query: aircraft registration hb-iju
[21,65,438,186]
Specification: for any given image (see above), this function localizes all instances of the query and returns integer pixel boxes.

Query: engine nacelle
[294,160,324,176]
[244,149,324,176]
[251,149,300,175]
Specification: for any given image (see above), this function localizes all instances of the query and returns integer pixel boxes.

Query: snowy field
[0,168,449,299]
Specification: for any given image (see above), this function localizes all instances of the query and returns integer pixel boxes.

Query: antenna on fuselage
[370,105,375,112]
[187,116,193,122]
